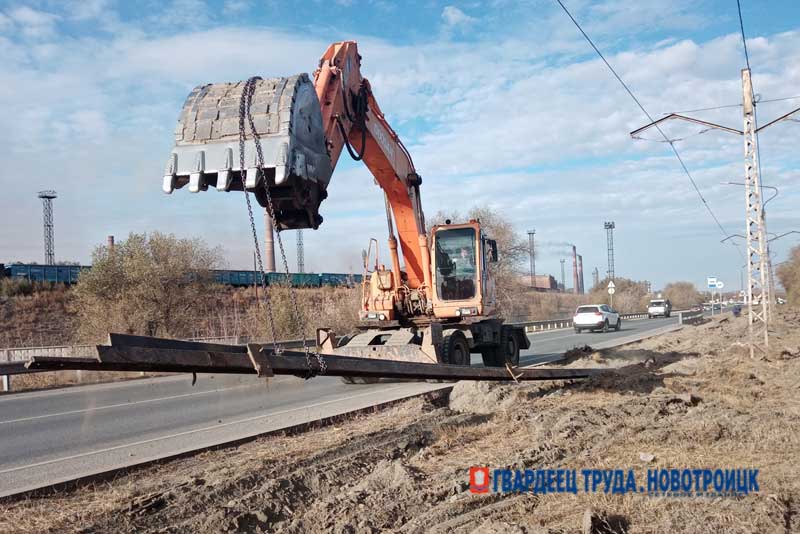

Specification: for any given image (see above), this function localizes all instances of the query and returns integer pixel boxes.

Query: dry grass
[2,309,798,533]
[0,288,77,347]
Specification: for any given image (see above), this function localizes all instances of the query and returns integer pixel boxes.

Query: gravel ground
[2,310,798,533]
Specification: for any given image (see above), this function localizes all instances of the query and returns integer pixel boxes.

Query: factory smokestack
[107,235,115,251]
[577,254,585,295]
[572,245,579,295]
[264,211,276,273]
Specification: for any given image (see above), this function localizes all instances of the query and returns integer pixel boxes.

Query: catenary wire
[554,0,742,256]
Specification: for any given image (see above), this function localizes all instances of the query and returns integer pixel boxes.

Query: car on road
[647,299,672,318]
[573,304,621,333]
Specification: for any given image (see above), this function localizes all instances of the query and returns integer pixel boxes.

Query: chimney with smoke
[572,245,579,294]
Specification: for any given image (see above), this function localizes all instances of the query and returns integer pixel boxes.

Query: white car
[573,304,621,333]
[647,299,672,318]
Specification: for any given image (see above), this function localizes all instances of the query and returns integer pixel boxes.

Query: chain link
[238,77,326,376]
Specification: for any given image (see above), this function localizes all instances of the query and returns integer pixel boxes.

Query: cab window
[435,227,477,300]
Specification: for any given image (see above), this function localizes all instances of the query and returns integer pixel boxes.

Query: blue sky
[1,0,799,291]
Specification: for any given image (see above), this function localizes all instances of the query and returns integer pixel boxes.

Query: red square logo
[470,467,490,493]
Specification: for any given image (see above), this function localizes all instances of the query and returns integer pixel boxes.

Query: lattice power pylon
[296,229,305,273]
[38,190,57,264]
[741,68,770,356]
[628,66,800,356]
[604,221,615,280]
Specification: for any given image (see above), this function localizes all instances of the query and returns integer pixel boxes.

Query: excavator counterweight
[163,74,332,230]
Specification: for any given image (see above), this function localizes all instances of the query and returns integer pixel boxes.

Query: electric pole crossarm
[755,106,800,132]
[629,113,743,138]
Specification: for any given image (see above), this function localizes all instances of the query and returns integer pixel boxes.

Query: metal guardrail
[513,312,652,333]
[678,309,705,325]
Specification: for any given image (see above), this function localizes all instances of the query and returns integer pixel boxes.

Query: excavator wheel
[500,327,521,367]
[426,330,470,383]
[442,331,470,366]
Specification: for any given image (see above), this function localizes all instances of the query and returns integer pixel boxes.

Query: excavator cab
[430,221,497,320]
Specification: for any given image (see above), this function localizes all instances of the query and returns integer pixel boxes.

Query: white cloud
[0,12,12,31]
[0,2,798,289]
[5,6,59,38]
[223,0,252,15]
[66,0,111,21]
[441,6,476,30]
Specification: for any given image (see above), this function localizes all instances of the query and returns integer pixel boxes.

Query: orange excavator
[162,41,528,380]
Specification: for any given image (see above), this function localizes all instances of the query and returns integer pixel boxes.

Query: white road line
[0,385,407,475]
[0,383,261,425]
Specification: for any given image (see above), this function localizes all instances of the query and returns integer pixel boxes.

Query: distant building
[520,274,559,292]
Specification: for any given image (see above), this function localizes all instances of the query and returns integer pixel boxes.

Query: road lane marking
[0,384,410,475]
[0,383,262,425]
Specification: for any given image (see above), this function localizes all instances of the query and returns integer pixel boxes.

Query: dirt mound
[449,380,518,414]
[3,311,800,533]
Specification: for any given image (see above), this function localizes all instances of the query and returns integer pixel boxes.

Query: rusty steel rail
[25,333,604,382]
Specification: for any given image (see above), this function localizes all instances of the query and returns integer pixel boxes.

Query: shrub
[73,232,223,341]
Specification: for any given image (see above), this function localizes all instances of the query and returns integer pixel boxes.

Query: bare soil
[2,310,799,533]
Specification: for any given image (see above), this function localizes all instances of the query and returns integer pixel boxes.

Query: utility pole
[296,230,305,273]
[629,68,800,356]
[560,259,566,293]
[527,229,536,288]
[604,221,615,280]
[741,68,769,355]
[38,190,57,264]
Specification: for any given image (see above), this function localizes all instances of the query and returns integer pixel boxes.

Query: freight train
[0,263,361,288]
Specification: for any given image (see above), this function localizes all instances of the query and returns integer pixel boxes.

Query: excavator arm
[313,42,429,290]
[162,41,431,295]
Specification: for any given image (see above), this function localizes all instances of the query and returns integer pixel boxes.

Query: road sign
[707,276,717,289]
[607,280,616,289]
[715,281,725,289]
[608,287,616,295]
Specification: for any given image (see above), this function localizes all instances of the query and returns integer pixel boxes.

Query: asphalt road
[0,315,681,497]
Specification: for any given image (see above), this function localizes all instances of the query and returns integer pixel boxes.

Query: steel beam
[25,335,605,382]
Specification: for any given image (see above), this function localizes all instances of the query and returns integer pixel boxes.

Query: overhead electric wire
[554,0,740,254]
[759,94,800,104]
[668,95,800,115]
[669,103,742,114]
[736,0,752,71]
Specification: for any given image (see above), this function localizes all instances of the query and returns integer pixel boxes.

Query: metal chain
[239,77,326,375]
[238,77,280,354]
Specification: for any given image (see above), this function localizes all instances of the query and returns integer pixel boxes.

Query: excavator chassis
[163,74,332,230]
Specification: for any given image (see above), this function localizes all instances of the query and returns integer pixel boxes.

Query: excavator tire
[501,326,520,367]
[426,330,470,383]
[442,331,470,366]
